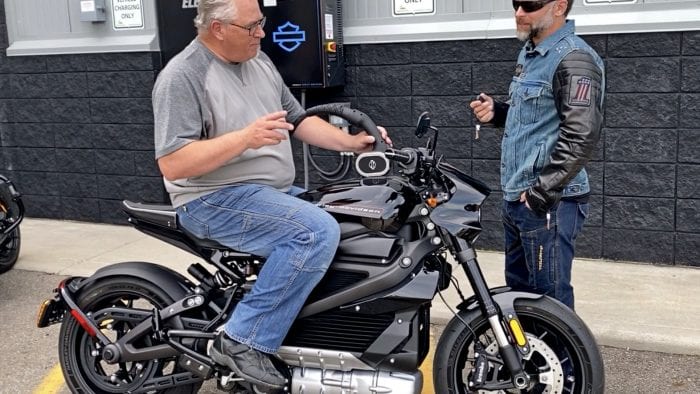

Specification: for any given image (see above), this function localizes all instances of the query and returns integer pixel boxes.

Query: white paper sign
[393,0,435,16]
[81,1,96,13]
[263,0,277,6]
[324,14,334,39]
[112,0,144,29]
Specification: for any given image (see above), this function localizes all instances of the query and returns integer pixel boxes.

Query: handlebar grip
[305,104,387,152]
[385,149,414,165]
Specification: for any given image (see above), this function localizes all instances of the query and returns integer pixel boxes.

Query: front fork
[452,237,531,390]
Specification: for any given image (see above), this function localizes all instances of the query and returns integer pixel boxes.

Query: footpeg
[217,370,244,391]
[178,354,213,379]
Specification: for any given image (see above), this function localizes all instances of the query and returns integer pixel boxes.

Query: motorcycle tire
[0,227,20,274]
[58,276,203,394]
[434,296,604,394]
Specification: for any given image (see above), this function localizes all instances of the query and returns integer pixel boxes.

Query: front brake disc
[477,334,564,393]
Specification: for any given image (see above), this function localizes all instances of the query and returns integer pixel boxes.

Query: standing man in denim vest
[469,0,604,309]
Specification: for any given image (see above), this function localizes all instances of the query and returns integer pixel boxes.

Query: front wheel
[434,296,604,393]
[58,277,202,393]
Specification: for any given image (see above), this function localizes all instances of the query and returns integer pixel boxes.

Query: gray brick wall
[0,2,163,223]
[301,32,700,266]
[0,1,697,265]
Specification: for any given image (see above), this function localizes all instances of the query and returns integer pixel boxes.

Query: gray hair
[194,0,238,32]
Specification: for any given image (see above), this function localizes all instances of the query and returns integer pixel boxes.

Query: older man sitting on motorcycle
[151,0,390,389]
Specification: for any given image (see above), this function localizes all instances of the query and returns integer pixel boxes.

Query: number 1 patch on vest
[569,75,592,106]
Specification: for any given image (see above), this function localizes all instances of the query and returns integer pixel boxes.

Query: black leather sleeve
[526,50,604,216]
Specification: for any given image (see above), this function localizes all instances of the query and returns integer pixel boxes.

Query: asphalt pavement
[3,270,699,393]
[3,217,700,393]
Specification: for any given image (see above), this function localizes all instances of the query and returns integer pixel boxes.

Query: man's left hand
[520,191,530,209]
[521,187,561,217]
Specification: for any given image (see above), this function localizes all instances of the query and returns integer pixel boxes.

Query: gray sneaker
[210,332,286,390]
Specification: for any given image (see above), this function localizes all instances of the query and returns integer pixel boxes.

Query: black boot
[210,332,286,390]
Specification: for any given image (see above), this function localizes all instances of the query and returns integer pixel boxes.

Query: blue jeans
[177,184,340,353]
[501,199,588,309]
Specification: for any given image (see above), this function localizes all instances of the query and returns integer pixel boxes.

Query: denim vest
[501,20,604,201]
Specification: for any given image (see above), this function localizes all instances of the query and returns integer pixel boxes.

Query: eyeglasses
[227,16,266,36]
[512,0,556,13]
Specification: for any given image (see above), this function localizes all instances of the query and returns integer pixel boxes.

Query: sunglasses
[512,0,556,13]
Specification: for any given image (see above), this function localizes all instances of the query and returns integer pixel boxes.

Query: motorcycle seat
[122,202,371,257]
[122,200,257,256]
[122,201,176,229]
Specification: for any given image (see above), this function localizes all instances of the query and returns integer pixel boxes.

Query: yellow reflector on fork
[509,318,527,348]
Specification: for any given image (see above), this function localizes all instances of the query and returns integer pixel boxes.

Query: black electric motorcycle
[37,105,604,393]
[0,175,23,275]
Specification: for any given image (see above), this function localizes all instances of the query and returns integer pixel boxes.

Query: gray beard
[515,6,554,42]
[516,30,530,41]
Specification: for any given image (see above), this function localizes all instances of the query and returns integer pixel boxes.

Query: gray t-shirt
[153,38,305,207]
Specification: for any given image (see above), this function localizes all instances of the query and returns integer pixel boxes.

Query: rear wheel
[58,277,202,393]
[0,227,20,274]
[434,297,604,393]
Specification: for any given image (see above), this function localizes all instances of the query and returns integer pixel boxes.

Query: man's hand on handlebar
[352,126,393,153]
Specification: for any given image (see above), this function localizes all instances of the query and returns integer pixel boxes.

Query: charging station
[155,0,345,89]
[259,0,345,88]
[154,0,198,65]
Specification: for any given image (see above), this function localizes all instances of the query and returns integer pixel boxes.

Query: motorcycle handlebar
[304,104,388,153]
[384,148,415,165]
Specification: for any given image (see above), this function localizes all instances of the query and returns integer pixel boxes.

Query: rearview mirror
[415,112,431,138]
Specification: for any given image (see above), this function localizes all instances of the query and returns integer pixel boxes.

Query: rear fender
[69,261,193,301]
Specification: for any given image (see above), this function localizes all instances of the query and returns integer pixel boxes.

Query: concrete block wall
[301,32,700,266]
[0,0,163,223]
[0,0,697,264]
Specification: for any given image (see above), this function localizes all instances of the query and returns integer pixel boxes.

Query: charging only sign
[393,0,435,16]
[112,0,144,29]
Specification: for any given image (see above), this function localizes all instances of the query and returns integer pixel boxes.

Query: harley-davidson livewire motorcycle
[37,105,604,393]
[0,175,23,275]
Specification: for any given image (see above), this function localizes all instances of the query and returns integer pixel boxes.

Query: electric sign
[272,21,307,53]
[259,0,344,88]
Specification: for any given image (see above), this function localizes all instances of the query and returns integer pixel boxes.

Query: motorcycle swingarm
[43,277,212,364]
[100,295,211,363]
[39,262,196,342]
